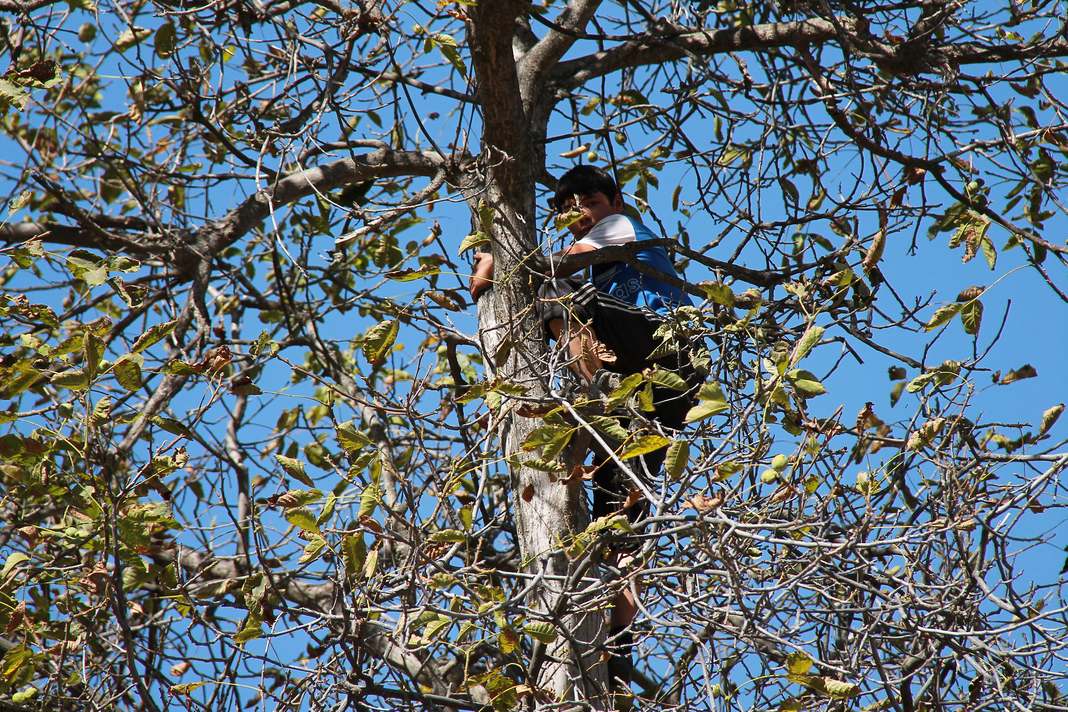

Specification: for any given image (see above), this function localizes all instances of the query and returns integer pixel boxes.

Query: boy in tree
[469,165,700,694]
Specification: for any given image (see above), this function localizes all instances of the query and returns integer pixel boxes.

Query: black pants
[536,277,702,520]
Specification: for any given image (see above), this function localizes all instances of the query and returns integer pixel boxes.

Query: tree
[1,0,1067,709]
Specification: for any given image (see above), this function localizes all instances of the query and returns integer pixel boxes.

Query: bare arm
[468,241,598,300]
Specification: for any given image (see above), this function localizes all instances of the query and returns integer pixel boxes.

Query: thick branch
[942,37,1068,66]
[518,0,601,104]
[194,149,449,257]
[0,221,159,254]
[551,16,857,89]
[551,17,1068,90]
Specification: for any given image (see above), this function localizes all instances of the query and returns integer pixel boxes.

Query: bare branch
[518,0,601,100]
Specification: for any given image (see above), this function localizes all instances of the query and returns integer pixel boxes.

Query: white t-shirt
[576,213,640,249]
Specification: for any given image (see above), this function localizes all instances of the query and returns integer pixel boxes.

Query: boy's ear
[612,194,624,210]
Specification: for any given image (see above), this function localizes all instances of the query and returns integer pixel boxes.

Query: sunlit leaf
[276,455,314,486]
[132,320,176,353]
[113,354,143,391]
[960,299,983,335]
[284,507,320,535]
[620,434,670,460]
[115,26,153,52]
[524,621,558,643]
[458,232,489,254]
[664,439,689,480]
[1039,403,1063,436]
[361,320,398,365]
[924,303,961,331]
[792,324,824,364]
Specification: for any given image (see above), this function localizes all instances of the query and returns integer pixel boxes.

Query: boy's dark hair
[551,165,618,210]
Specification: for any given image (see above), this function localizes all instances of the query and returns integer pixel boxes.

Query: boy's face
[560,191,623,238]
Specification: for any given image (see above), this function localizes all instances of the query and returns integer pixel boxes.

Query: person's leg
[592,460,647,691]
[537,278,619,384]
[545,317,615,384]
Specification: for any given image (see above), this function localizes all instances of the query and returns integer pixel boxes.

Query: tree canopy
[1,0,1067,709]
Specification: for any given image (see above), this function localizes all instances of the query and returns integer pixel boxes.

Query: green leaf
[115,26,153,52]
[113,354,144,391]
[685,382,728,422]
[163,359,198,375]
[522,424,575,451]
[685,400,727,422]
[276,454,314,486]
[664,439,689,480]
[358,482,381,518]
[66,250,108,286]
[801,675,861,699]
[317,493,336,525]
[278,489,323,508]
[0,74,29,107]
[336,421,372,451]
[361,320,398,365]
[422,616,451,642]
[589,416,629,442]
[0,552,29,580]
[171,681,208,695]
[779,176,799,204]
[637,381,655,412]
[647,368,688,391]
[980,234,997,269]
[342,533,366,579]
[431,33,467,77]
[1,644,32,682]
[787,369,826,397]
[234,616,263,644]
[620,434,670,460]
[429,529,467,543]
[1039,403,1064,436]
[84,332,103,380]
[498,627,520,654]
[458,232,489,254]
[524,621,558,644]
[792,324,824,364]
[154,21,176,58]
[605,372,643,409]
[152,416,192,437]
[924,303,961,331]
[786,652,813,677]
[363,546,379,578]
[50,368,90,391]
[284,507,320,535]
[386,265,440,282]
[960,300,983,335]
[719,144,750,167]
[299,536,327,564]
[132,320,176,353]
[110,255,140,273]
[700,281,735,307]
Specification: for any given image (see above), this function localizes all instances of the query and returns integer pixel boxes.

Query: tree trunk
[470,170,610,706]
